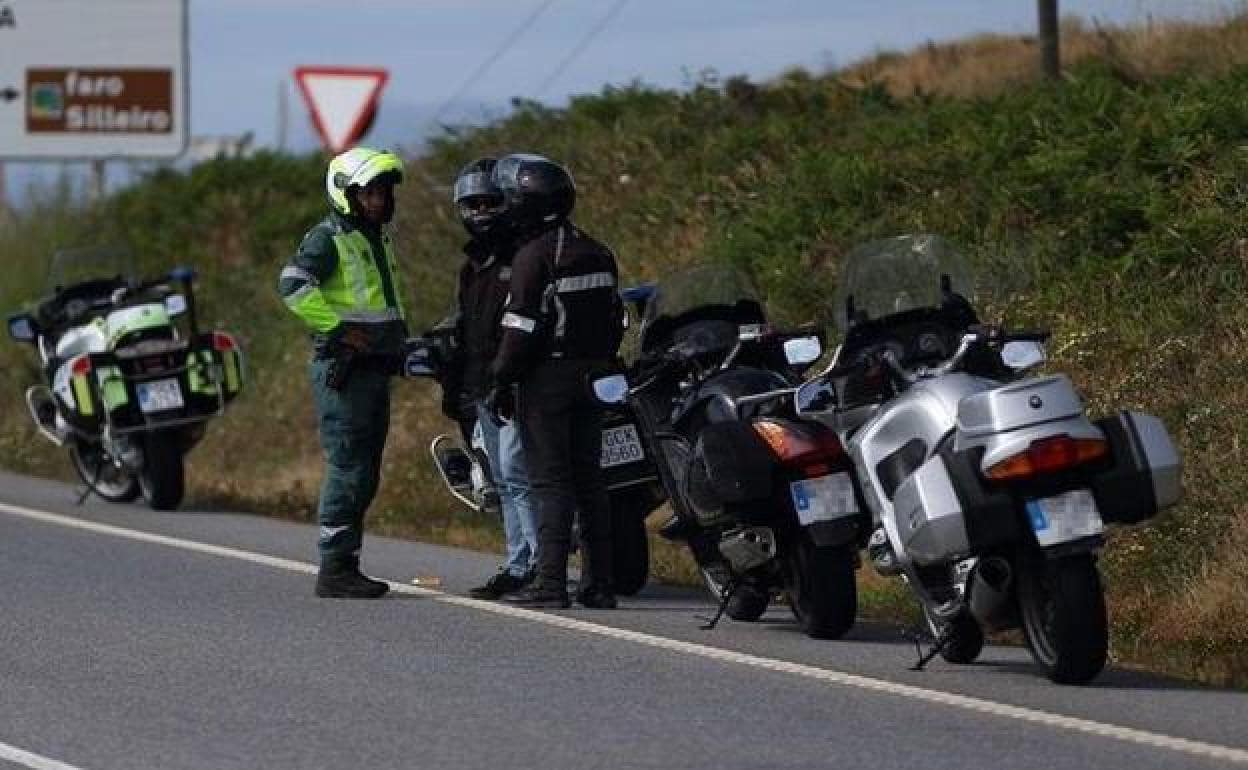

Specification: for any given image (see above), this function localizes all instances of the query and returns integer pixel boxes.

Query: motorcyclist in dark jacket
[487,153,625,609]
[440,158,539,599]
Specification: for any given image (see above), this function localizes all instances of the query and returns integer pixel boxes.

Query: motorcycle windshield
[642,265,762,327]
[45,245,137,293]
[639,265,767,353]
[834,234,975,332]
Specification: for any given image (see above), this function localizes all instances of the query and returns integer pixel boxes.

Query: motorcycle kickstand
[909,627,953,672]
[76,457,104,506]
[699,576,740,631]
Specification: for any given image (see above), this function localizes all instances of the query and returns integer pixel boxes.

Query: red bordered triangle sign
[294,66,389,154]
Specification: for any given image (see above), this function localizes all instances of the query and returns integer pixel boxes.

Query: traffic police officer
[441,157,539,599]
[278,147,407,599]
[487,153,624,609]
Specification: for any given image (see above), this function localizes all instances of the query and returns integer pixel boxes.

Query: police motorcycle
[6,247,244,511]
[592,265,870,639]
[416,321,666,597]
[792,235,1181,683]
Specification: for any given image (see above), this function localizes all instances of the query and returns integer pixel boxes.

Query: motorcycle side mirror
[795,377,838,414]
[1001,340,1046,372]
[783,335,822,366]
[591,373,630,405]
[6,313,38,342]
[164,294,188,317]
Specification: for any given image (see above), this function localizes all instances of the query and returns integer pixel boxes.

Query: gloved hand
[440,388,465,421]
[484,384,516,425]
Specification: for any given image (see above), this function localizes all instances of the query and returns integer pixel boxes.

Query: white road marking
[0,740,84,770]
[3,500,1247,766]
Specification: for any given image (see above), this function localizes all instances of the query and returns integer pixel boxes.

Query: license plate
[1026,489,1103,547]
[600,424,644,468]
[137,378,184,413]
[790,472,858,526]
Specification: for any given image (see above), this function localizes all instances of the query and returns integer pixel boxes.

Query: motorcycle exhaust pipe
[968,557,1013,629]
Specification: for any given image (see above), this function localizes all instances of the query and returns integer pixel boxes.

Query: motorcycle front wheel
[139,430,186,511]
[69,442,140,502]
[785,535,857,640]
[1019,554,1108,684]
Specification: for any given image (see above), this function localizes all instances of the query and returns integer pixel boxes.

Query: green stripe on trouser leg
[310,359,391,568]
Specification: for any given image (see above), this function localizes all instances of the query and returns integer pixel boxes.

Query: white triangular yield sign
[294,67,389,154]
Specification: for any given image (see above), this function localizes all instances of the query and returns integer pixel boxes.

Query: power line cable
[431,0,559,125]
[535,0,631,97]
[407,0,557,193]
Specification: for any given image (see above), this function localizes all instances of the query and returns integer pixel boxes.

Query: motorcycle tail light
[985,435,1108,481]
[212,331,238,353]
[69,354,92,376]
[752,419,845,469]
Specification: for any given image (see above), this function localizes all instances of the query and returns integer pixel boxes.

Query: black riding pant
[517,359,613,593]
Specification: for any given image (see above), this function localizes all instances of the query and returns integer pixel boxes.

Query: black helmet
[491,153,576,236]
[452,157,505,239]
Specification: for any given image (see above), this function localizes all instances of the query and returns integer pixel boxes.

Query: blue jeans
[476,402,538,577]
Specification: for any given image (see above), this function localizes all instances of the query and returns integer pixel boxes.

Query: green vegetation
[3,17,1248,686]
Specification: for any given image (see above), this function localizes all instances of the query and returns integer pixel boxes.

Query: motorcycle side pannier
[1090,411,1182,524]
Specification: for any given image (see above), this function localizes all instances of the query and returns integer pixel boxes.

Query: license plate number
[790,472,858,525]
[137,378,184,413]
[600,424,644,469]
[1026,489,1103,547]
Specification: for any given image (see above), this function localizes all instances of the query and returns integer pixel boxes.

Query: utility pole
[1038,0,1061,79]
[277,78,289,152]
[88,159,106,203]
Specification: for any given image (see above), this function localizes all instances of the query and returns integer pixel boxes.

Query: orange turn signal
[985,435,1108,481]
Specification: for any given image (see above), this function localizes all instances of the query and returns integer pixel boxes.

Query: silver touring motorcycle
[794,235,1181,684]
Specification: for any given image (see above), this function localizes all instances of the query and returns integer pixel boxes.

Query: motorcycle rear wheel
[69,443,140,502]
[609,489,653,596]
[786,536,857,640]
[140,431,186,511]
[1019,554,1108,685]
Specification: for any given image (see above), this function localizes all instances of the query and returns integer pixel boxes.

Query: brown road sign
[26,68,173,134]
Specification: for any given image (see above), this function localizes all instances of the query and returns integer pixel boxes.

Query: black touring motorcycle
[591,266,871,638]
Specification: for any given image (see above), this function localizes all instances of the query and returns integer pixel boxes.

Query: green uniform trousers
[310,359,391,567]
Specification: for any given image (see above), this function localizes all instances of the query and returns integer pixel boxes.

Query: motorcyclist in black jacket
[487,153,625,609]
[440,158,539,600]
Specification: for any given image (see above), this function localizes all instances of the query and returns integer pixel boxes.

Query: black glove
[484,384,516,426]
[440,388,465,421]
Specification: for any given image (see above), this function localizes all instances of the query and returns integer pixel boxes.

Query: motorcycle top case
[956,375,1083,438]
[1090,410,1181,524]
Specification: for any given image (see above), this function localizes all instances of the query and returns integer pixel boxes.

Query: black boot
[468,569,531,600]
[575,583,617,609]
[501,584,570,609]
[315,557,389,599]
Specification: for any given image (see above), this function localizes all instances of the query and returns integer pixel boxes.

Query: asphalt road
[0,469,1244,770]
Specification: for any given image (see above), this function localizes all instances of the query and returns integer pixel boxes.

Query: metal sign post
[0,0,189,161]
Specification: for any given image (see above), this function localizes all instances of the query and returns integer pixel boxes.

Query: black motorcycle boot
[575,584,617,609]
[501,584,571,609]
[315,557,389,599]
[468,569,532,600]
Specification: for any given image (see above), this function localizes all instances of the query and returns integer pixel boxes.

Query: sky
[2,0,1233,202]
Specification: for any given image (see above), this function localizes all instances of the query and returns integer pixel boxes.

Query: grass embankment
[3,14,1248,685]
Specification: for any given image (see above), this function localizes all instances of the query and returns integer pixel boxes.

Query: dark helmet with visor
[452,157,504,239]
[490,153,576,237]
